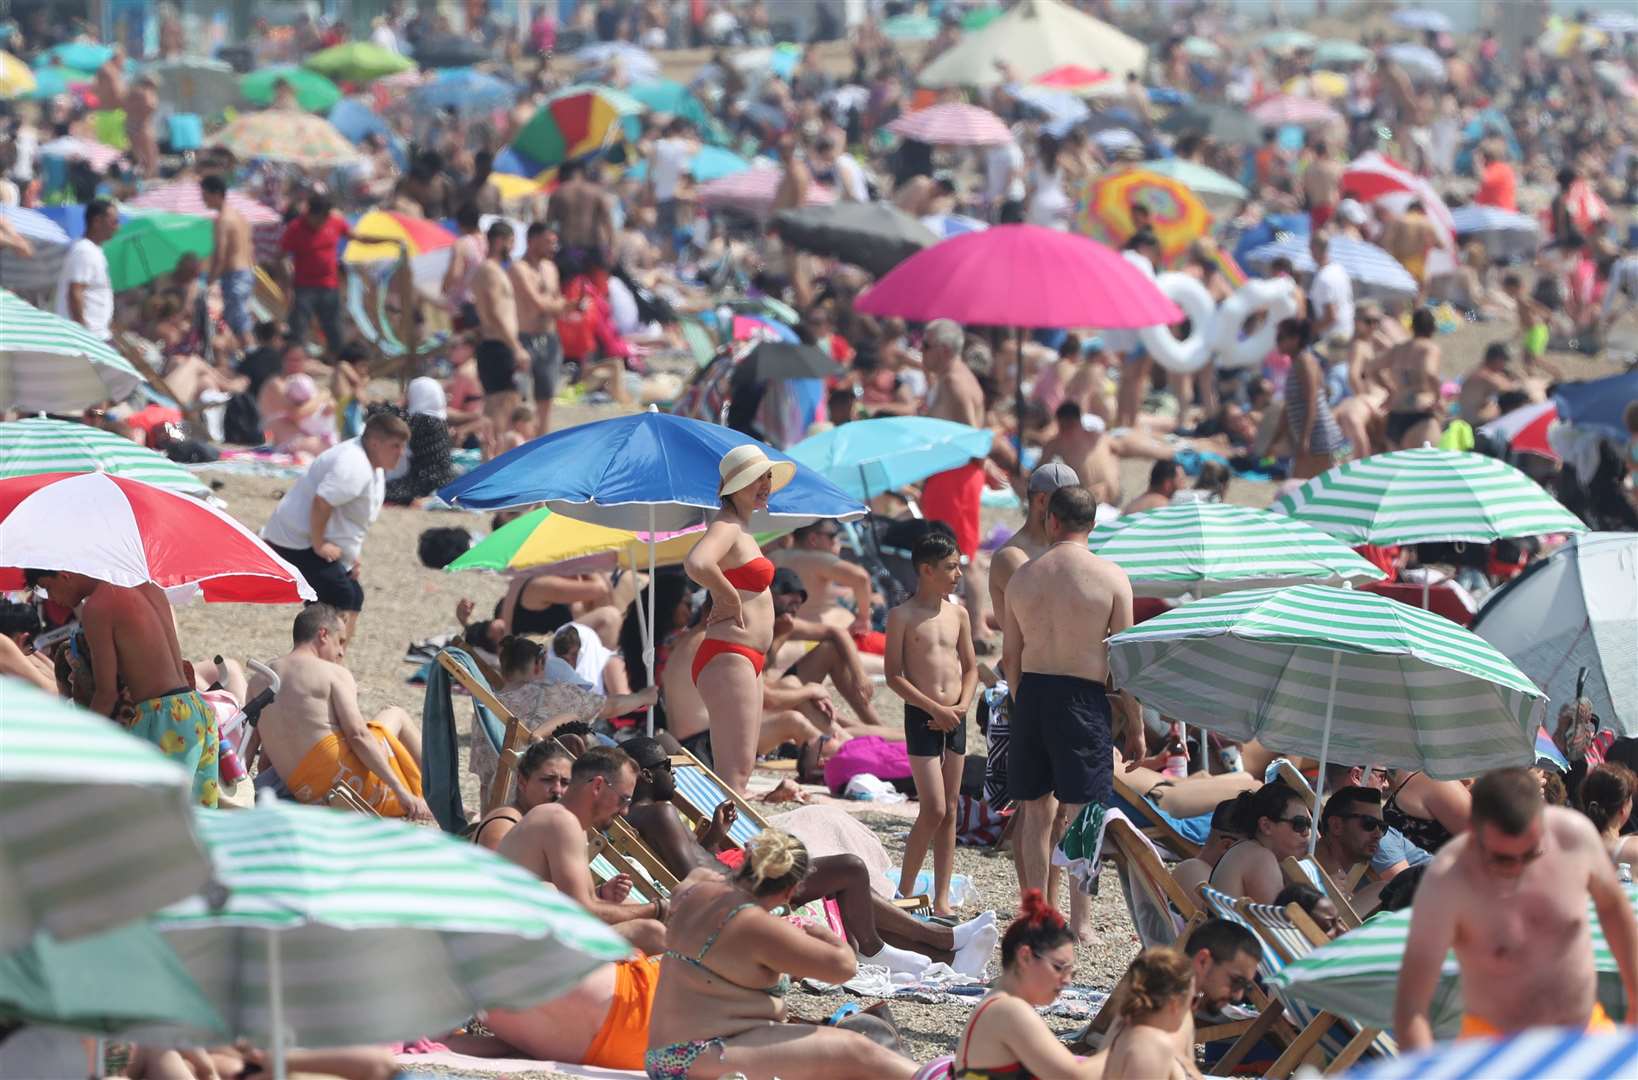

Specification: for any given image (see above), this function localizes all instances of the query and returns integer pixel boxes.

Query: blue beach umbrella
[412,68,517,115]
[628,145,751,184]
[34,42,113,72]
[1243,234,1418,300]
[1554,369,1638,440]
[788,417,995,503]
[328,98,407,168]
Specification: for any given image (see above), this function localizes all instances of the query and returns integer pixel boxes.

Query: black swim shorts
[1007,672,1112,805]
[903,702,967,758]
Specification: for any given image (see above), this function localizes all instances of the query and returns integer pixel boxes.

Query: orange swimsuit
[692,557,775,684]
[1458,1002,1613,1040]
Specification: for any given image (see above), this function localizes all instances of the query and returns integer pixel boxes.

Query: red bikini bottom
[691,639,767,685]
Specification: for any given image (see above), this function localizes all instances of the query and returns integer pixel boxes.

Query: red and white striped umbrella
[1249,94,1341,128]
[0,472,315,604]
[697,166,834,217]
[1341,150,1457,250]
[1478,400,1559,462]
[887,102,1012,146]
[126,180,285,263]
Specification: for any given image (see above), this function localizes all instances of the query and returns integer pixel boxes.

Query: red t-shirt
[280,213,351,289]
[1475,160,1516,212]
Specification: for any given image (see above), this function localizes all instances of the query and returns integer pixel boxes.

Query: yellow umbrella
[208,109,361,168]
[448,506,792,575]
[487,172,544,202]
[0,51,36,98]
[1075,168,1213,265]
[1284,71,1349,99]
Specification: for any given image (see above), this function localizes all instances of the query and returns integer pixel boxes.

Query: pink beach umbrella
[1249,94,1341,128]
[697,166,834,217]
[0,472,315,604]
[887,102,1013,146]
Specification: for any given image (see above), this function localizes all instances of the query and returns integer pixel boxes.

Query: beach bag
[557,277,598,360]
[221,391,264,445]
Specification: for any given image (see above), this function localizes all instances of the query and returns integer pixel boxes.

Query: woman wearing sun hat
[682,444,795,795]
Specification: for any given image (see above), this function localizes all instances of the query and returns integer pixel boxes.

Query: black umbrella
[732,342,844,385]
[413,35,490,68]
[1158,103,1262,145]
[772,202,939,277]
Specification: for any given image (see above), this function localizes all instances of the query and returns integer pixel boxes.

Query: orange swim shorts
[582,954,662,1070]
[1458,1002,1613,1040]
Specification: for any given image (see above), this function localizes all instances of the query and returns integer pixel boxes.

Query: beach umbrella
[1341,151,1456,248]
[627,145,750,185]
[918,0,1146,88]
[102,212,214,292]
[1139,158,1248,217]
[1242,234,1419,300]
[1007,83,1090,127]
[0,923,226,1037]
[1272,446,1588,547]
[1159,102,1260,145]
[888,102,1012,146]
[126,178,284,263]
[210,109,360,167]
[344,210,455,266]
[0,206,70,295]
[1076,169,1213,264]
[0,680,214,953]
[1180,36,1223,60]
[732,341,844,386]
[239,66,341,113]
[1313,39,1374,67]
[39,134,121,171]
[0,51,36,97]
[411,67,517,115]
[772,202,938,276]
[24,65,92,101]
[1555,369,1638,440]
[1383,42,1446,84]
[1109,583,1548,852]
[574,41,660,83]
[1472,532,1637,737]
[787,416,995,503]
[1476,399,1558,462]
[1346,1026,1638,1079]
[1250,94,1342,128]
[921,212,989,238]
[34,42,112,71]
[1592,12,1638,34]
[1259,29,1317,54]
[1269,887,1634,1039]
[697,164,836,217]
[0,472,315,603]
[0,289,142,412]
[625,78,731,145]
[1450,203,1540,262]
[147,800,631,1074]
[0,417,208,496]
[144,57,238,116]
[447,507,727,575]
[883,12,941,41]
[412,34,488,69]
[1030,63,1120,96]
[509,86,636,174]
[303,41,414,83]
[328,96,399,150]
[1391,9,1452,33]
[1090,503,1387,599]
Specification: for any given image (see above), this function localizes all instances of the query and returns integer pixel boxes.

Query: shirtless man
[1382,201,1441,302]
[1171,801,1245,899]
[1313,786,1390,914]
[1500,273,1567,385]
[25,570,222,807]
[94,46,126,118]
[509,223,564,436]
[1002,485,1139,906]
[253,605,429,819]
[768,521,874,635]
[1301,140,1343,230]
[921,318,996,642]
[547,160,615,280]
[761,568,885,731]
[201,175,254,353]
[1375,307,1443,450]
[987,463,1077,639]
[123,75,159,178]
[495,746,668,954]
[471,220,527,433]
[1457,344,1520,426]
[1394,767,1637,1050]
[1122,460,1184,516]
[1038,401,1118,507]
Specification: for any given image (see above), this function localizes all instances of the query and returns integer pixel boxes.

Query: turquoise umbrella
[34,42,112,72]
[884,13,941,41]
[628,145,751,184]
[625,78,732,145]
[1314,39,1374,67]
[787,416,995,502]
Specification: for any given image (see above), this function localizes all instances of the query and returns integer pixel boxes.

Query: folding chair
[605,817,681,897]
[1270,759,1316,813]
[325,781,381,816]
[1280,857,1365,930]
[590,828,678,905]
[436,647,533,814]
[1112,775,1204,860]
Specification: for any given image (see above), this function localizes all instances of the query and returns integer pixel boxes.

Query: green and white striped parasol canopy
[0,680,213,952]
[0,289,143,413]
[1268,886,1635,1039]
[0,417,208,495]
[1272,446,1587,546]
[1108,584,1547,781]
[148,800,631,1063]
[1090,502,1387,597]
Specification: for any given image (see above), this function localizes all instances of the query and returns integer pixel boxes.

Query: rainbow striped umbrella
[344,210,455,266]
[1077,168,1212,264]
[508,86,639,173]
[447,505,719,575]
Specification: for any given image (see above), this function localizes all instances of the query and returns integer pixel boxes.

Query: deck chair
[1269,760,1316,813]
[325,781,382,816]
[1280,857,1366,930]
[681,318,718,367]
[435,647,531,815]
[1112,776,1204,860]
[605,817,681,896]
[1235,896,1397,1076]
[589,829,678,905]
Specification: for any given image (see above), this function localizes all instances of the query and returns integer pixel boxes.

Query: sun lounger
[589,829,677,905]
[666,746,771,849]
[1112,775,1205,860]
[434,647,530,815]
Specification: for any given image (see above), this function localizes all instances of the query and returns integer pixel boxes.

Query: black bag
[221,392,264,446]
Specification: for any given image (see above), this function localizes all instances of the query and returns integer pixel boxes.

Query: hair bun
[1018,888,1067,930]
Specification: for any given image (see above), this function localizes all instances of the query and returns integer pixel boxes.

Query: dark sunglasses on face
[1341,813,1387,834]
[1279,815,1313,835]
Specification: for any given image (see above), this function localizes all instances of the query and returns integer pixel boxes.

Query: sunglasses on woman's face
[1278,814,1314,835]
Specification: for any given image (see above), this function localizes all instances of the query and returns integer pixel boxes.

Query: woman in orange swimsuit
[683,445,794,795]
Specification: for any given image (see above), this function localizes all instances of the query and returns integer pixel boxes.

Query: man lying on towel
[252,604,433,821]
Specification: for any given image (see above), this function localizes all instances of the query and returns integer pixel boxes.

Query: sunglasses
[1278,815,1314,835]
[1226,973,1255,994]
[1340,813,1387,834]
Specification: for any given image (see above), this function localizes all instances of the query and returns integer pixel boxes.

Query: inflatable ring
[1139,273,1218,374]
[1211,277,1301,370]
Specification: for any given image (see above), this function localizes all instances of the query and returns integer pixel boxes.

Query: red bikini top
[722,556,776,593]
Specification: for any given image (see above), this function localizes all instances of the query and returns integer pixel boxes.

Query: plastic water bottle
[1163,722,1189,778]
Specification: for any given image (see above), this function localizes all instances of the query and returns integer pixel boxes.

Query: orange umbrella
[1075,169,1213,265]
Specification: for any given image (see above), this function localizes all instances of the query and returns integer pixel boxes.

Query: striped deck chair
[436,648,531,814]
[590,828,678,905]
[1112,775,1205,860]
[1280,857,1366,930]
[605,817,681,897]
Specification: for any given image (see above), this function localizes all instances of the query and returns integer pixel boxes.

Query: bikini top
[721,556,776,594]
[956,997,1038,1080]
[664,897,790,999]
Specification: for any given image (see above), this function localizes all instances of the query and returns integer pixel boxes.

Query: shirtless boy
[509,223,564,435]
[254,605,430,820]
[1374,307,1443,450]
[1394,767,1638,1050]
[886,532,977,915]
[471,220,527,432]
[1456,343,1520,425]
[201,174,254,353]
[26,570,222,807]
[1500,273,1567,383]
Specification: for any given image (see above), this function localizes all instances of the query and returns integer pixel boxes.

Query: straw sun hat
[718,444,795,498]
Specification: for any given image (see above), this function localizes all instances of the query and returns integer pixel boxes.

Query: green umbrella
[1259,29,1318,54]
[1268,887,1636,1039]
[303,41,415,83]
[0,681,213,953]
[1090,503,1385,598]
[884,12,941,41]
[0,924,226,1037]
[103,212,214,292]
[1314,39,1375,67]
[0,416,208,495]
[1273,446,1588,546]
[240,65,341,113]
[962,6,1004,30]
[0,289,144,413]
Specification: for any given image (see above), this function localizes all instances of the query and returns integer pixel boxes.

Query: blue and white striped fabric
[921,213,989,239]
[671,761,761,849]
[0,206,71,297]
[1450,204,1540,262]
[1244,235,1418,299]
[1006,83,1090,127]
[1347,1028,1638,1079]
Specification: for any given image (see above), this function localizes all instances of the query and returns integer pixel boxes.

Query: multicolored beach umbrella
[507,85,639,173]
[344,210,455,266]
[1077,168,1212,264]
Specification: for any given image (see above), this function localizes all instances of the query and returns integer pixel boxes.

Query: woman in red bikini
[683,445,793,795]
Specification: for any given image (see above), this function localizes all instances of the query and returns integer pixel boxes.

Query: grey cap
[1028,462,1079,494]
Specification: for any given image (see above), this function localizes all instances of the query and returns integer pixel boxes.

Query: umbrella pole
[646,507,657,738]
[1310,650,1342,856]
[1013,326,1025,479]
[267,929,287,1080]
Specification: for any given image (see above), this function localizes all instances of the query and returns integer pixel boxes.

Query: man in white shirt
[812,134,868,202]
[1308,229,1356,353]
[261,412,409,641]
[648,117,695,255]
[54,197,118,340]
[984,137,1026,222]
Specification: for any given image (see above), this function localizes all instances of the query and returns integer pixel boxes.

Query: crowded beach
[1,1,1636,1079]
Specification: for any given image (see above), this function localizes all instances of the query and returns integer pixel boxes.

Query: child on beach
[1500,273,1566,381]
[884,532,977,915]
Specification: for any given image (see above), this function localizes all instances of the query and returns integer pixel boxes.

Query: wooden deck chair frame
[591,829,679,902]
[1279,857,1365,930]
[1272,760,1316,813]
[436,648,533,816]
[605,817,682,895]
[1113,775,1203,860]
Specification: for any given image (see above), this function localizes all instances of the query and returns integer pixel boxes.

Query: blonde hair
[1119,947,1195,1020]
[736,829,809,897]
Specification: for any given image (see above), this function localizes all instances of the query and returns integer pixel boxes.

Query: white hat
[1337,198,1368,226]
[718,444,796,498]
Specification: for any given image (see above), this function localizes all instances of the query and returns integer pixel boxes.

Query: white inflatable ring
[1211,277,1301,370]
[1139,273,1217,374]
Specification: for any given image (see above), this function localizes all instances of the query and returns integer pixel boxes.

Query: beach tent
[918,0,1146,89]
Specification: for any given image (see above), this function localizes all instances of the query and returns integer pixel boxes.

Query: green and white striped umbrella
[148,800,631,1071]
[1273,446,1587,546]
[0,289,143,413]
[0,417,208,495]
[1268,886,1635,1039]
[1091,502,1387,597]
[0,680,213,953]
[1109,584,1547,787]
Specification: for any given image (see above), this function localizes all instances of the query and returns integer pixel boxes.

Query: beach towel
[980,684,1011,810]
[770,804,897,899]
[129,688,221,808]
[284,721,422,817]
[418,653,472,834]
[1053,801,1110,895]
[823,734,913,795]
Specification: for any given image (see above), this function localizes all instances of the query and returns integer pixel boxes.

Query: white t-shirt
[260,438,384,568]
[1309,260,1355,344]
[54,238,113,340]
[831,154,869,202]
[985,140,1026,205]
[650,138,692,202]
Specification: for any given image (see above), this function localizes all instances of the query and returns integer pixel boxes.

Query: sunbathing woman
[1101,947,1201,1080]
[645,829,919,1079]
[684,445,790,795]
[1209,782,1313,904]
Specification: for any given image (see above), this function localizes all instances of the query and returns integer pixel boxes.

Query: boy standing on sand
[885,532,978,916]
